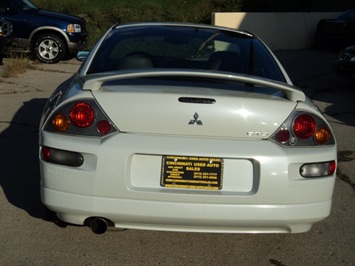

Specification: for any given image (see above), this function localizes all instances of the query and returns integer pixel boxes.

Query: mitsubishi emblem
[188,112,203,125]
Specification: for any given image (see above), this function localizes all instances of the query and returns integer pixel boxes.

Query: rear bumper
[40,131,337,233]
[67,32,88,52]
[42,187,332,233]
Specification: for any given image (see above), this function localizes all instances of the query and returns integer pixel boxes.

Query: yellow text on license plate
[161,156,223,190]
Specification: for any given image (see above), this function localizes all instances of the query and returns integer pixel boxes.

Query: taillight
[293,114,316,139]
[44,100,117,136]
[276,129,290,143]
[70,102,95,128]
[315,127,331,145]
[270,111,335,146]
[51,113,70,132]
[97,120,111,134]
[41,146,84,167]
[42,146,51,161]
[300,161,336,177]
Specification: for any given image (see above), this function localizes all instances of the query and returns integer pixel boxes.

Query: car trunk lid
[87,72,303,139]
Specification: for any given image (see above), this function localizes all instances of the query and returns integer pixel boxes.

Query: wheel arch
[29,27,70,52]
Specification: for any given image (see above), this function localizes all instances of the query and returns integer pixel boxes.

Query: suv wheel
[34,33,67,64]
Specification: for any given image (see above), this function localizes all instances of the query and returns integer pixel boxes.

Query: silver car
[39,23,337,234]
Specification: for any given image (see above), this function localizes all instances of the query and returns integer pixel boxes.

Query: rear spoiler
[82,70,305,102]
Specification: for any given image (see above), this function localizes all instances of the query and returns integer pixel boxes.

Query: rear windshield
[87,25,286,82]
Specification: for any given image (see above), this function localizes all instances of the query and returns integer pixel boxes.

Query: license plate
[161,156,223,190]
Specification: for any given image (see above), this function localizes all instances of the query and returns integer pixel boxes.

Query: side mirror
[76,50,90,61]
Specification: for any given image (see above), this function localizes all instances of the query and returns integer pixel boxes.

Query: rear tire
[34,33,66,64]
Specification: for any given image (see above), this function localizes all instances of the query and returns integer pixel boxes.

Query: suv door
[0,0,37,48]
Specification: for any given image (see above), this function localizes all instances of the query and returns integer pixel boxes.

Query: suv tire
[34,33,67,64]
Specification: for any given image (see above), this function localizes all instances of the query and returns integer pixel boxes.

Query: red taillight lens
[276,129,290,143]
[42,146,51,161]
[69,102,95,128]
[329,161,336,175]
[293,114,316,139]
[97,120,111,134]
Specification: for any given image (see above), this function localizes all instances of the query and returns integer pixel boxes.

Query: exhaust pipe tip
[89,218,108,234]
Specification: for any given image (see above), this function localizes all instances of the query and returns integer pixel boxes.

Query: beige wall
[212,12,339,50]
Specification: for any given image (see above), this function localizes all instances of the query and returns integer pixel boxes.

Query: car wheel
[34,33,67,64]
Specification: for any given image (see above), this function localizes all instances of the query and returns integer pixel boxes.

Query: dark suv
[315,9,355,50]
[0,0,88,63]
[0,17,13,64]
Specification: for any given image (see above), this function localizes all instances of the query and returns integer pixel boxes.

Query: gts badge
[246,131,268,137]
[189,112,203,125]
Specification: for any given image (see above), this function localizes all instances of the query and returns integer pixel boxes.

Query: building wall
[212,12,340,50]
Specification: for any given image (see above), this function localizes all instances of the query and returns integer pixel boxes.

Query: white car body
[39,23,337,234]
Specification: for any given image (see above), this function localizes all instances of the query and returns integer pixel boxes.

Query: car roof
[110,22,254,38]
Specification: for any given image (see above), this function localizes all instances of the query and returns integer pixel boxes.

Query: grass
[31,0,354,49]
[32,0,243,48]
[0,56,33,78]
[0,52,39,78]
